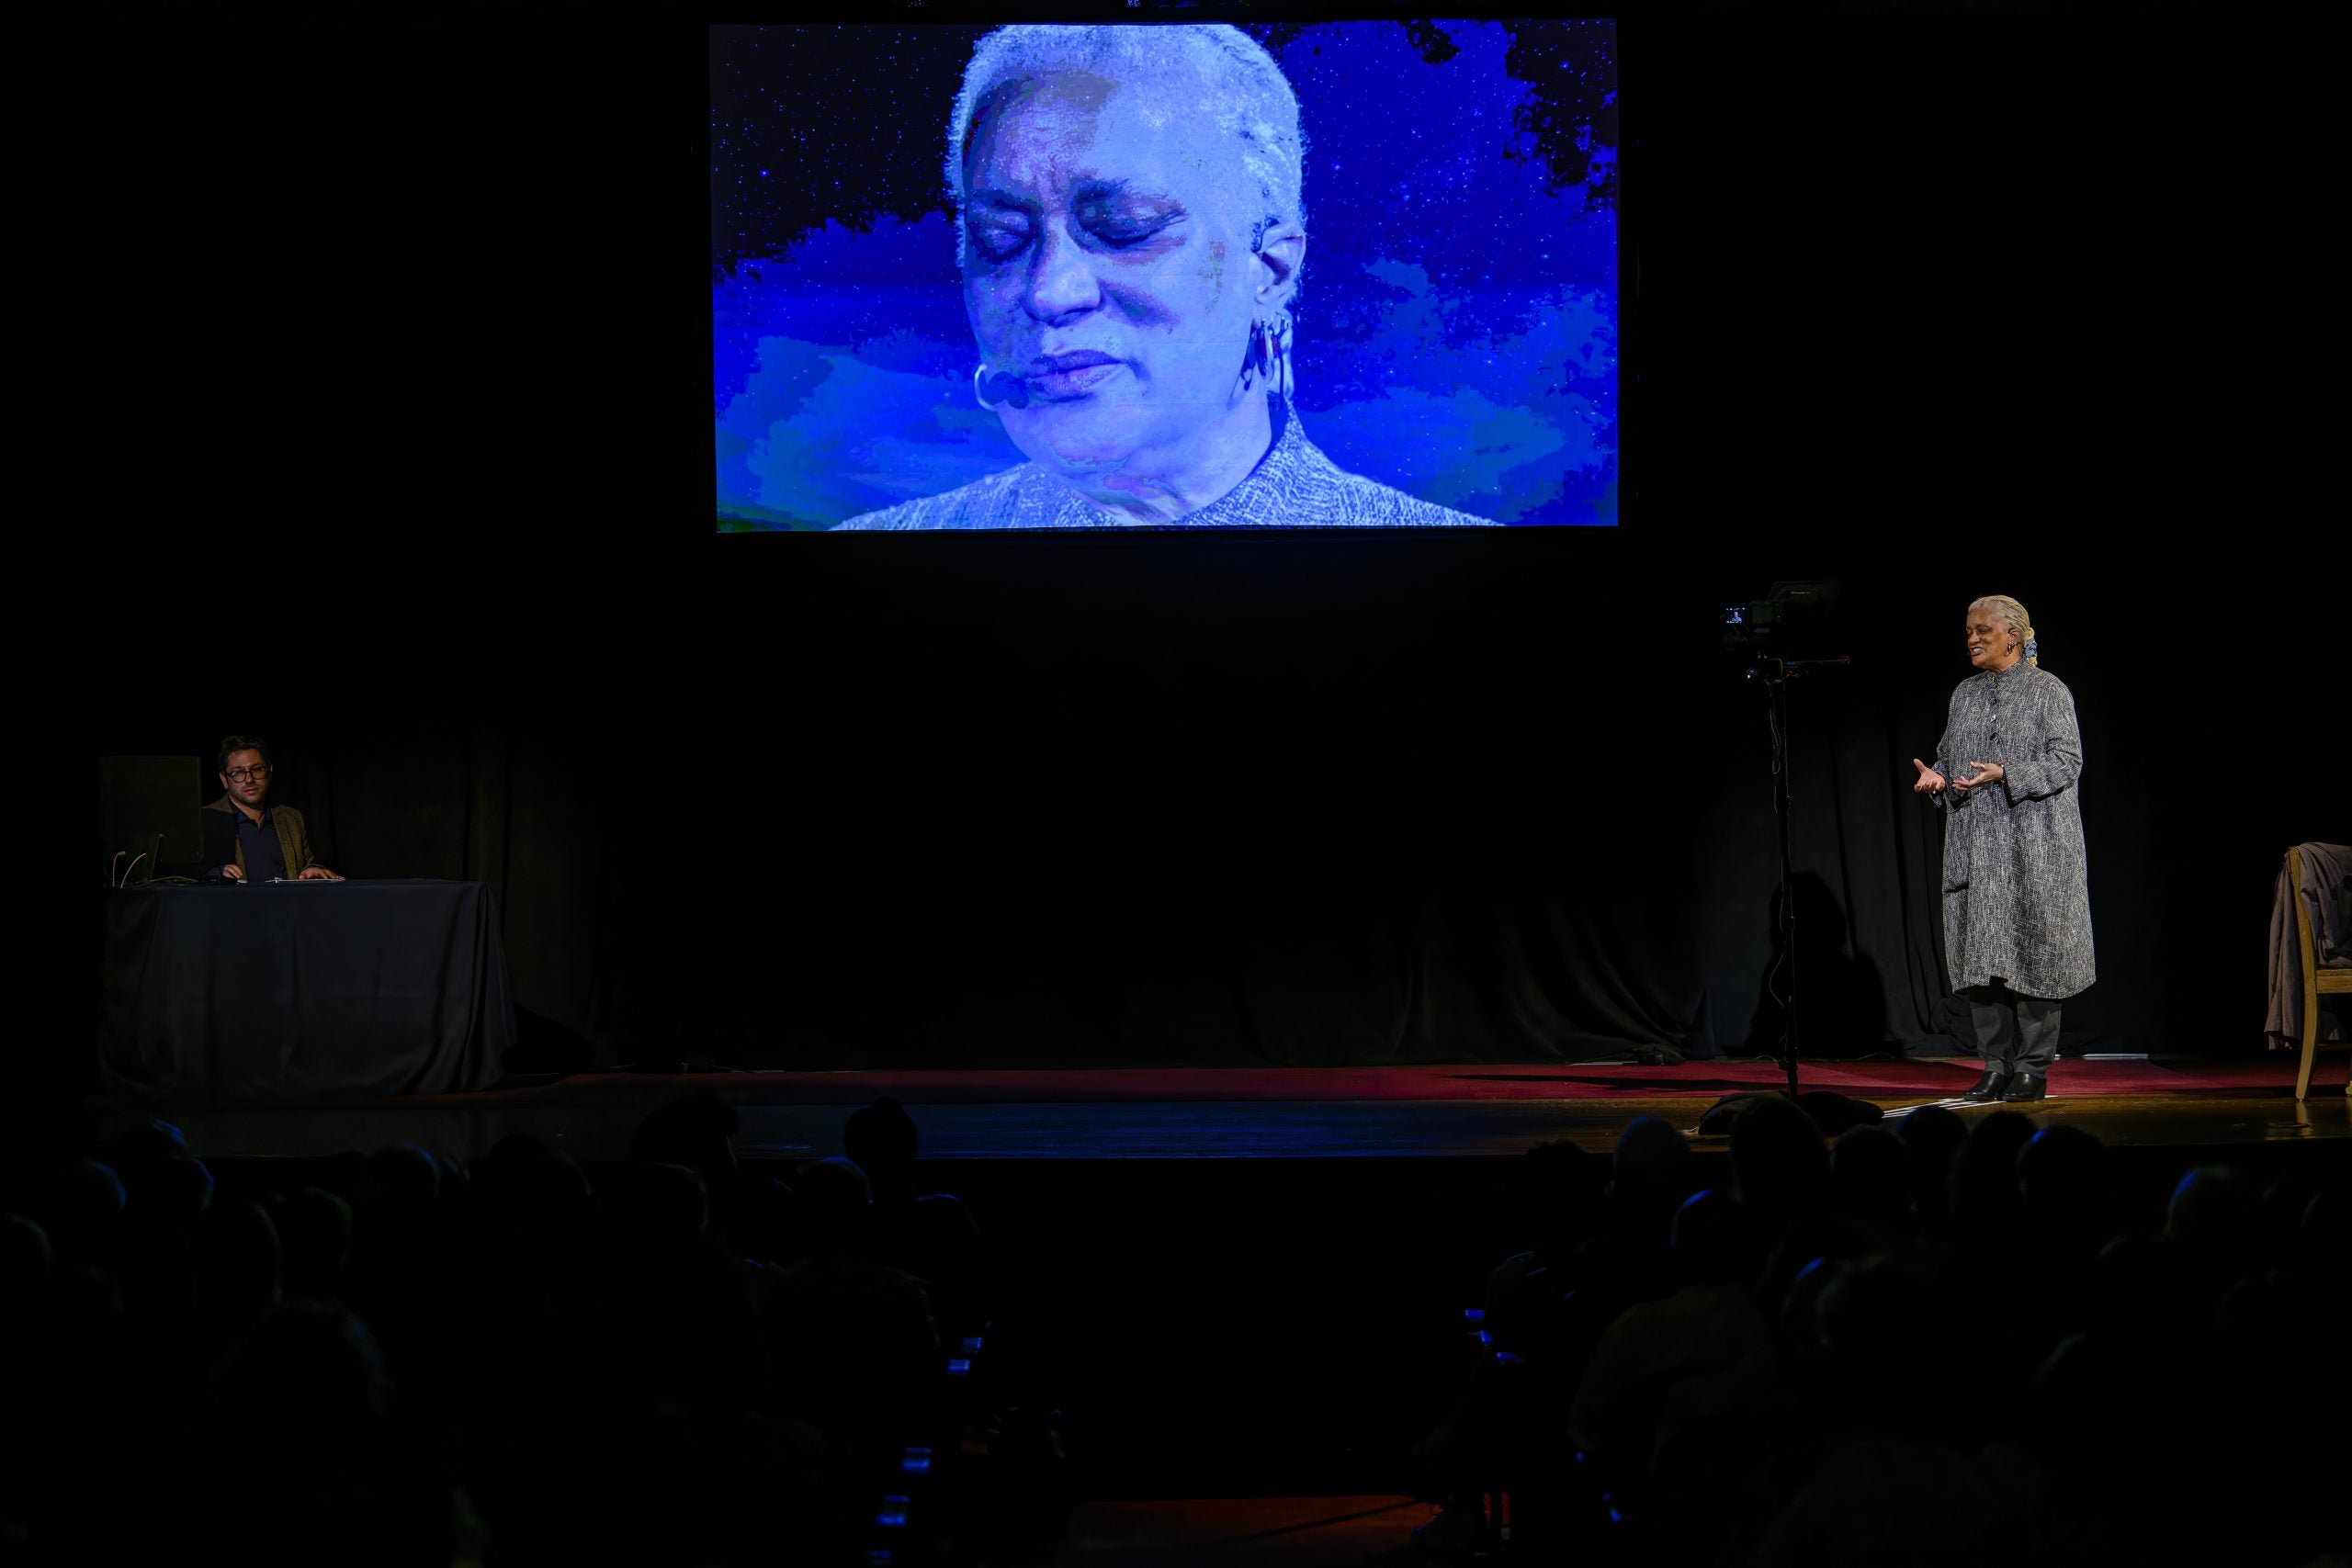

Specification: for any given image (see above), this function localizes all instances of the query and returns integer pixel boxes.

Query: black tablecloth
[102,880,514,1098]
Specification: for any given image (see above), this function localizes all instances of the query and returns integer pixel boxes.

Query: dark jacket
[200,795,320,879]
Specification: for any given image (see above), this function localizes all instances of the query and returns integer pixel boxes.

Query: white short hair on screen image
[944,24,1307,268]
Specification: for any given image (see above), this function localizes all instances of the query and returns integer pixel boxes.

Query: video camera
[1722,580,1847,677]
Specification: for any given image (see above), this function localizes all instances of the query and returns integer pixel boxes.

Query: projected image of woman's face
[959,70,1284,491]
[711,21,1621,529]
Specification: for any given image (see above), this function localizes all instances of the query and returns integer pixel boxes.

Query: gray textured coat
[1934,662,2096,999]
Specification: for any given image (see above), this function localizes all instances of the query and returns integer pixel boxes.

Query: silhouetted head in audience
[2166,1164,2261,1285]
[480,1132,555,1191]
[632,1090,741,1195]
[224,1301,389,1429]
[107,1118,192,1199]
[843,1096,922,1199]
[115,1143,212,1314]
[1,1213,51,1322]
[1728,1094,1828,1228]
[1946,1109,2034,1244]
[198,1199,283,1332]
[478,1131,550,1186]
[1777,1254,1843,1364]
[2026,1325,2147,1472]
[792,1157,872,1263]
[733,1175,797,1266]
[1827,1122,1912,1231]
[1668,1188,1758,1288]
[277,1187,355,1303]
[144,1153,216,1236]
[1510,1139,1602,1257]
[1813,1253,1939,1406]
[1606,1115,1694,1234]
[478,1134,594,1275]
[2015,1122,2110,1268]
[1756,1207,1879,1320]
[2165,1163,2255,1241]
[434,1149,471,1205]
[2081,1233,2196,1347]
[1894,1103,1964,1217]
[38,1159,128,1272]
[116,1116,189,1157]
[619,1162,710,1248]
[353,1146,442,1222]
[2016,1123,2104,1211]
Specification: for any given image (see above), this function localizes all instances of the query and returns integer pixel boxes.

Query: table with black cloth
[102,879,514,1098]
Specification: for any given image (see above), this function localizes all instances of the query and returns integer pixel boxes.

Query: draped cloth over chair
[2267,843,2352,1100]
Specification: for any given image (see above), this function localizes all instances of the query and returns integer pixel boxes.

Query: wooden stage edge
[96,1062,2352,1168]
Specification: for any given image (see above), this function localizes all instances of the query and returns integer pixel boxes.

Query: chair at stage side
[2283,845,2352,1100]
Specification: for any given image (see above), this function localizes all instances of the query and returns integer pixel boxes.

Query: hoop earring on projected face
[973,364,1001,412]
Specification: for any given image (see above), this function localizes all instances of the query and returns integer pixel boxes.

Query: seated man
[201,735,340,881]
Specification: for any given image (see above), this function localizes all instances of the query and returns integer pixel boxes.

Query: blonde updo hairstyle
[1969,594,2038,668]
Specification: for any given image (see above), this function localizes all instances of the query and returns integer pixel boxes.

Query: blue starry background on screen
[710,20,1618,530]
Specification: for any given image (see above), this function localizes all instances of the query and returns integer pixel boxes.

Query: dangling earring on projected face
[1235,310,1295,406]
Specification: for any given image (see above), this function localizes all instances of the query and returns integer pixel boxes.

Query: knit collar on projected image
[1179,393,1298,521]
[1075,393,1300,528]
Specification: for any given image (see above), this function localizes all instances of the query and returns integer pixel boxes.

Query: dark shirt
[232,806,288,882]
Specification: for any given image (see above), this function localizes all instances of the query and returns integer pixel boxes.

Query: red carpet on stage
[378,1056,2305,1110]
[121,1054,2343,1169]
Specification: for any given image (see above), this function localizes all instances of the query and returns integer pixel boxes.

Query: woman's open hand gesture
[1911,758,1949,795]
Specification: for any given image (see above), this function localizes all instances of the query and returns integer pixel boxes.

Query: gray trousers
[1963,984,2062,1075]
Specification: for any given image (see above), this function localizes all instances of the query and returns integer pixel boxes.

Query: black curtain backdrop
[42,3,2340,1085]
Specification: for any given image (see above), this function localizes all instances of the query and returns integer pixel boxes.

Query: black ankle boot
[1962,1069,2011,1103]
[2000,1071,2048,1103]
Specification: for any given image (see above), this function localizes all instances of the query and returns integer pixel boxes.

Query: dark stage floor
[98,1057,2350,1168]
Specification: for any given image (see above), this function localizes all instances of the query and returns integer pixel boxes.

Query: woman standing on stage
[1910,595,2095,1102]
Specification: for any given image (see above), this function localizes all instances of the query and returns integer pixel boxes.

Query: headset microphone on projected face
[975,367,1031,411]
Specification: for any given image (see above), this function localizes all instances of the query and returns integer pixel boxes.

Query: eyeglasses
[225,765,272,782]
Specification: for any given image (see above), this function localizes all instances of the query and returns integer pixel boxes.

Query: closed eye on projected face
[964,178,1187,265]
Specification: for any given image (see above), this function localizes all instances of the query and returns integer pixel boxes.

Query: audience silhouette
[1412,1096,2348,1568]
[2,1097,2343,1565]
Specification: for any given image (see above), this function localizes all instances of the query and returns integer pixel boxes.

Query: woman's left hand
[1953,761,2005,791]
